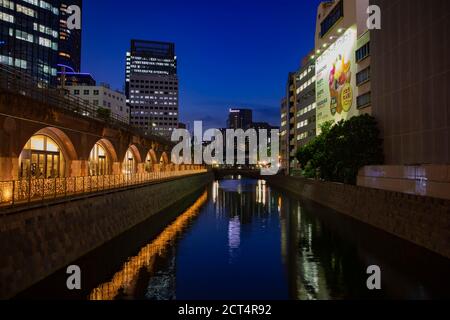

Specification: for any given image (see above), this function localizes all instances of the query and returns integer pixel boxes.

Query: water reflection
[80,177,449,300]
[228,216,241,264]
[279,192,450,300]
[89,192,208,300]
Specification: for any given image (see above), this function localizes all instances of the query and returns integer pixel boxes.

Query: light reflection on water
[88,177,450,300]
[228,216,241,264]
[88,192,208,300]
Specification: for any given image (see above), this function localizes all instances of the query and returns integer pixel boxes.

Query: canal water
[18,177,450,300]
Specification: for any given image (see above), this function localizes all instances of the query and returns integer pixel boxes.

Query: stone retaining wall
[0,172,214,299]
[264,175,450,260]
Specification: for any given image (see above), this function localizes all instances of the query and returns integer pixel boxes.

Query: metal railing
[0,64,169,145]
[0,169,208,209]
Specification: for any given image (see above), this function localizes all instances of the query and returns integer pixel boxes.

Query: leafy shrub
[97,107,111,120]
[296,114,384,184]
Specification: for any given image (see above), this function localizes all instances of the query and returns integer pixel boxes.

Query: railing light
[0,168,207,208]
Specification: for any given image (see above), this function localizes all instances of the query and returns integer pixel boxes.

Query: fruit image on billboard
[315,26,357,134]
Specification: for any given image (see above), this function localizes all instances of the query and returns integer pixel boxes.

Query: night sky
[82,0,323,129]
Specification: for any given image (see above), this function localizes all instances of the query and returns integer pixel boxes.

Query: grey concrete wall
[264,175,450,259]
[371,0,450,165]
[0,172,213,299]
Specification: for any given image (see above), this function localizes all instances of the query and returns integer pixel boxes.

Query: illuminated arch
[160,152,169,165]
[122,145,141,175]
[97,139,118,162]
[145,149,157,173]
[18,127,77,178]
[88,139,117,176]
[158,152,170,172]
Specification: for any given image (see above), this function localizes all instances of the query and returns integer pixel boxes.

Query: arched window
[19,135,66,179]
[160,152,169,165]
[122,149,136,175]
[89,143,111,176]
[145,153,154,173]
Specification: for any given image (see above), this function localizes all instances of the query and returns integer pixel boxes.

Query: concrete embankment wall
[0,172,214,299]
[264,175,450,260]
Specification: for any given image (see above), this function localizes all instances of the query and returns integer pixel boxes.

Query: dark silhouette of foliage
[296,114,384,184]
[97,107,111,120]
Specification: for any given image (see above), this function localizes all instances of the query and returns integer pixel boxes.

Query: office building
[223,109,277,168]
[0,0,82,87]
[280,0,371,174]
[57,0,82,73]
[67,84,129,123]
[284,72,297,173]
[292,53,317,168]
[227,108,253,129]
[314,0,371,135]
[0,0,60,85]
[280,97,289,171]
[126,40,179,137]
[295,53,317,147]
[280,53,317,174]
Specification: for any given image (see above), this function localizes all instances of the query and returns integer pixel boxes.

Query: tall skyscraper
[0,0,60,85]
[0,0,82,86]
[57,0,82,83]
[126,40,179,137]
[227,108,253,129]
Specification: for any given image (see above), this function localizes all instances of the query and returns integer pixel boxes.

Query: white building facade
[68,85,130,124]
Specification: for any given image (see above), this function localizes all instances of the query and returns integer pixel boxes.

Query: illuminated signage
[315,26,358,134]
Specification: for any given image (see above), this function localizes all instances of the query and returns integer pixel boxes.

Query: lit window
[0,11,14,23]
[16,30,34,43]
[16,4,37,18]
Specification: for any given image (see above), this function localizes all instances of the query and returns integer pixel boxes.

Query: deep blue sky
[82,0,322,129]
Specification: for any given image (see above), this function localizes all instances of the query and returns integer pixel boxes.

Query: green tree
[296,114,384,184]
[97,107,111,120]
[297,121,333,179]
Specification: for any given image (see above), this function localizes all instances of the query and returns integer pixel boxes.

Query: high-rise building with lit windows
[280,97,289,171]
[0,0,82,86]
[0,0,60,85]
[125,40,179,137]
[227,108,252,130]
[280,52,317,174]
[57,0,82,79]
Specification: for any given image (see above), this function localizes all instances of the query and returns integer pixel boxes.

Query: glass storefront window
[19,135,65,179]
[145,153,154,172]
[122,149,136,175]
[89,143,111,176]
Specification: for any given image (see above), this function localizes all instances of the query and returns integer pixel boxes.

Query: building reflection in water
[86,177,448,300]
[228,216,241,264]
[215,177,387,299]
[213,177,273,224]
[279,196,343,300]
[212,181,219,204]
[278,189,449,300]
[214,177,274,264]
[88,192,208,300]
[255,180,266,206]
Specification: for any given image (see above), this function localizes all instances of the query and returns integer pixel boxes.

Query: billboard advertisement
[315,26,357,134]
